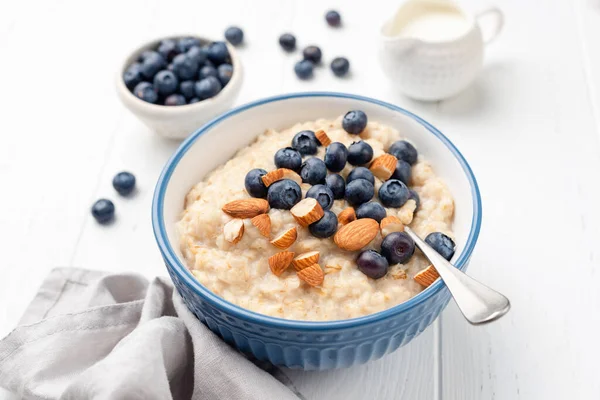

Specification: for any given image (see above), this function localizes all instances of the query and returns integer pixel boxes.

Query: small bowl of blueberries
[117,34,243,139]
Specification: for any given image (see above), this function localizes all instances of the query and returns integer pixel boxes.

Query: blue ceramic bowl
[152,92,481,370]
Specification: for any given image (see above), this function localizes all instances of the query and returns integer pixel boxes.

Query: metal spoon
[404,227,510,325]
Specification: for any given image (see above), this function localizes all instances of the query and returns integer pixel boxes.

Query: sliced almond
[268,251,295,276]
[292,251,320,271]
[261,168,302,187]
[414,265,439,287]
[380,215,405,237]
[315,129,332,146]
[223,219,244,244]
[291,198,324,226]
[337,207,356,225]
[297,263,324,287]
[222,198,269,218]
[251,214,271,238]
[333,218,379,251]
[369,153,398,181]
[270,227,297,249]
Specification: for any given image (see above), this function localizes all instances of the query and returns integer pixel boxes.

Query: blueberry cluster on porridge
[177,110,456,321]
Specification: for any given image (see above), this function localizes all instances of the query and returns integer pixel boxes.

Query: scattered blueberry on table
[224,26,244,46]
[306,184,335,210]
[308,210,338,238]
[356,201,387,223]
[267,179,302,209]
[425,232,456,261]
[91,199,115,224]
[342,110,368,134]
[330,57,350,77]
[112,172,136,196]
[347,141,373,165]
[381,232,415,265]
[378,179,410,208]
[325,10,342,27]
[303,45,322,64]
[279,33,296,51]
[356,250,389,279]
[244,168,268,198]
[294,60,314,80]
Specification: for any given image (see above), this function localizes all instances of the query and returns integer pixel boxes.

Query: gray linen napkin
[0,268,303,400]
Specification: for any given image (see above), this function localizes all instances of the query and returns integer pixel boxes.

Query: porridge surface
[177,116,454,321]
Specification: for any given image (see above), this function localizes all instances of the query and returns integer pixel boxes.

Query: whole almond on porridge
[292,251,320,271]
[380,215,404,237]
[269,251,295,276]
[222,198,269,218]
[315,129,332,146]
[414,265,440,287]
[270,227,297,249]
[297,263,324,287]
[251,214,271,237]
[337,207,356,225]
[223,219,244,244]
[369,153,398,181]
[261,168,302,187]
[291,198,324,226]
[334,218,379,251]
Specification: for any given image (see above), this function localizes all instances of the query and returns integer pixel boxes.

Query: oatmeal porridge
[177,111,455,321]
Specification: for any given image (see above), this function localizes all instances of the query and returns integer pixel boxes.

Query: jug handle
[476,7,504,44]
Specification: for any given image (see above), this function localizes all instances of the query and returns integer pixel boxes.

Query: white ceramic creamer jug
[379,0,503,101]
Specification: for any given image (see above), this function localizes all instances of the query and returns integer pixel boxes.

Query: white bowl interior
[162,95,475,267]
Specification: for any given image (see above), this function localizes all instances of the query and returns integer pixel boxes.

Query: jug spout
[380,19,421,56]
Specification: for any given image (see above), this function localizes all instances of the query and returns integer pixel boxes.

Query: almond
[291,198,324,226]
[297,263,324,287]
[270,227,297,249]
[223,219,244,244]
[268,251,295,276]
[380,215,405,237]
[333,218,379,251]
[261,168,302,187]
[414,265,439,287]
[315,129,332,146]
[251,214,271,238]
[222,198,269,218]
[337,207,356,225]
[369,153,398,181]
[292,251,320,271]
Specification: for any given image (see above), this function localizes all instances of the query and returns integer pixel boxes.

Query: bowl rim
[116,34,242,115]
[152,91,482,331]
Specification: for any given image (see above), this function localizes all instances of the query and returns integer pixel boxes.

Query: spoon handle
[404,227,510,325]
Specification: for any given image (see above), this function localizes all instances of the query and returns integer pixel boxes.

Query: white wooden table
[2,0,600,398]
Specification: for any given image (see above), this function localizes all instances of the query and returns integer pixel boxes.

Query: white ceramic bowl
[116,35,243,140]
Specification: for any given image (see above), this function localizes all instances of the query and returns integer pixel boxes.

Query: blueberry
[381,232,415,265]
[325,10,342,27]
[195,76,222,99]
[356,202,386,223]
[303,46,322,64]
[274,147,302,171]
[409,189,420,210]
[330,57,349,77]
[138,50,154,62]
[187,45,208,65]
[346,166,374,185]
[217,63,233,86]
[345,178,374,206]
[324,142,348,172]
[171,53,199,80]
[189,97,200,104]
[294,60,314,80]
[153,70,179,96]
[306,184,335,210]
[177,37,201,53]
[347,141,373,165]
[123,63,143,90]
[140,51,167,79]
[267,179,302,209]
[224,26,244,46]
[91,199,115,224]
[133,82,158,104]
[157,39,179,61]
[244,168,268,198]
[356,250,389,279]
[164,94,186,106]
[342,110,368,134]
[199,64,218,79]
[425,232,456,261]
[292,130,319,155]
[207,41,230,65]
[378,179,409,208]
[112,171,136,196]
[325,174,345,199]
[391,159,411,185]
[388,140,418,165]
[179,80,196,99]
[279,33,296,51]
[300,157,327,185]
[309,210,338,238]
